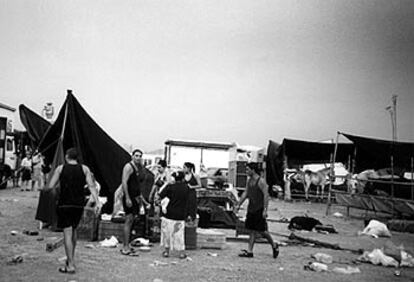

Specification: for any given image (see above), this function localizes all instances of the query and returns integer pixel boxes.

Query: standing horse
[293,167,331,201]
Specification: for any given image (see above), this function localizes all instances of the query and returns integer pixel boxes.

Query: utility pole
[386,95,398,142]
[392,95,397,141]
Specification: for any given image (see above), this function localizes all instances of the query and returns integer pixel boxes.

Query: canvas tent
[341,133,414,173]
[332,133,414,217]
[35,91,154,226]
[266,138,355,187]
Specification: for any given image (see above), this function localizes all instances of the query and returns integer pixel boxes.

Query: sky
[1,0,413,152]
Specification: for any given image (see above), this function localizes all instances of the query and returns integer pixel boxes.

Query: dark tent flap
[19,104,51,147]
[282,138,355,165]
[38,92,131,198]
[266,140,284,186]
[342,133,414,172]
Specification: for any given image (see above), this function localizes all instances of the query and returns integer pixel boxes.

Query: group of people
[19,150,49,191]
[46,147,278,275]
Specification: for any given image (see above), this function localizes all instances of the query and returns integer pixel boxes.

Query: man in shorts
[48,148,98,274]
[121,149,145,255]
[235,162,279,259]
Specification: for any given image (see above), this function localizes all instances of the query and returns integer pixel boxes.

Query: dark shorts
[22,169,31,181]
[57,206,84,229]
[245,208,268,232]
[122,195,140,215]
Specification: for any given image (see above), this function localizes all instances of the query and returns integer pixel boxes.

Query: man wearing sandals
[120,149,145,256]
[235,162,279,259]
[48,148,99,274]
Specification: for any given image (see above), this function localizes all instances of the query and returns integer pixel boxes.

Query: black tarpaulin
[35,91,154,226]
[342,133,414,172]
[282,138,355,166]
[19,104,51,147]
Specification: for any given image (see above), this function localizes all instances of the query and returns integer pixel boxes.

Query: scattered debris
[268,217,290,223]
[186,256,193,262]
[207,252,218,257]
[314,225,337,234]
[400,250,414,267]
[85,244,96,249]
[23,230,39,236]
[99,236,118,248]
[357,249,399,267]
[10,230,18,235]
[7,255,24,265]
[358,220,391,238]
[150,260,169,267]
[57,256,67,263]
[46,237,64,252]
[138,246,151,252]
[333,212,344,218]
[304,262,328,272]
[332,266,361,274]
[289,216,322,231]
[130,237,151,247]
[312,253,333,264]
[36,237,44,241]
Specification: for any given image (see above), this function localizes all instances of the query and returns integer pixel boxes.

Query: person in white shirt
[21,152,32,191]
[31,151,43,190]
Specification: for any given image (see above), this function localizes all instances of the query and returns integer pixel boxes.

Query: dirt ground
[1,187,414,282]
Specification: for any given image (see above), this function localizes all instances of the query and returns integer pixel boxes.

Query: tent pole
[326,132,339,216]
[283,155,291,201]
[391,155,394,198]
[352,147,357,174]
[391,155,395,217]
[411,157,413,201]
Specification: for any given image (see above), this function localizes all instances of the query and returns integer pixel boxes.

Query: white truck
[0,103,19,189]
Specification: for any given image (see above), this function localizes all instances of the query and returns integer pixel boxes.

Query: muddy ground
[1,187,414,282]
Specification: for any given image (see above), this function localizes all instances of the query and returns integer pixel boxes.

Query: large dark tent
[341,133,414,173]
[19,104,51,147]
[266,138,355,187]
[334,133,414,217]
[35,90,153,227]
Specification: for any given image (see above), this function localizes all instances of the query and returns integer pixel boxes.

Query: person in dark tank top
[235,162,279,259]
[183,162,201,220]
[48,148,98,274]
[120,149,146,256]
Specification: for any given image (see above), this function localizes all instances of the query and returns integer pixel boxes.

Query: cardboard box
[196,228,226,249]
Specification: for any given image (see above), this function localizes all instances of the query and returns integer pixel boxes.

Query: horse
[292,167,331,201]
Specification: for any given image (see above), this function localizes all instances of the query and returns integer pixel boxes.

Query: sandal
[58,266,76,274]
[179,253,187,259]
[238,250,253,258]
[120,249,139,256]
[272,244,279,259]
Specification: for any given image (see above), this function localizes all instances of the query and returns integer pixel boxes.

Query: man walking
[121,149,145,255]
[48,148,98,274]
[235,162,279,259]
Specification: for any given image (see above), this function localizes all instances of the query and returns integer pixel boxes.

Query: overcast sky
[1,0,413,152]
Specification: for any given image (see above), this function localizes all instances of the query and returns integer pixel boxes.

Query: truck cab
[0,103,18,188]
